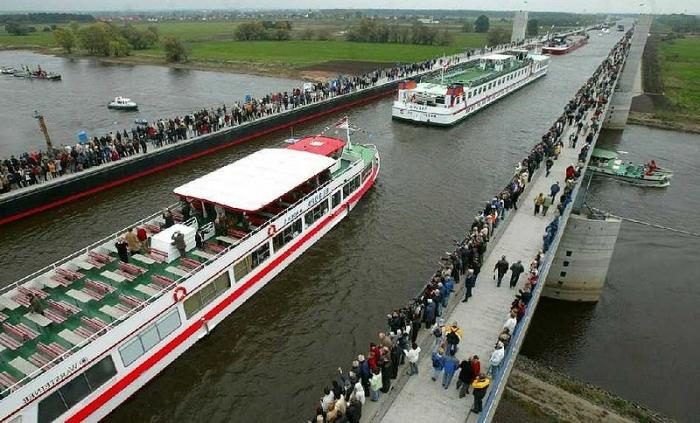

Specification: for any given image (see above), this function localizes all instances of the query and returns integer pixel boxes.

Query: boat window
[233,255,252,280]
[183,271,231,319]
[273,219,302,252]
[251,243,271,268]
[332,190,341,208]
[468,92,472,98]
[38,356,117,423]
[342,175,362,198]
[305,199,329,227]
[120,308,183,364]
[362,164,372,182]
[435,96,445,105]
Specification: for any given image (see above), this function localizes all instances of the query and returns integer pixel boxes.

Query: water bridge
[365,16,652,423]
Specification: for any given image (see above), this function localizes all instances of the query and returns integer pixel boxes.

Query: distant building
[511,10,528,43]
[417,18,439,24]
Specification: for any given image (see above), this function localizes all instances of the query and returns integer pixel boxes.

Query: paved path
[367,116,590,423]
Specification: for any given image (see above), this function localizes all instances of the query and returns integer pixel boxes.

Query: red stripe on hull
[0,89,392,227]
[63,165,379,423]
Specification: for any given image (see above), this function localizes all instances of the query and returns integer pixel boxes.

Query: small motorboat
[589,148,672,187]
[12,65,61,80]
[0,66,15,75]
[108,97,138,111]
[134,118,149,125]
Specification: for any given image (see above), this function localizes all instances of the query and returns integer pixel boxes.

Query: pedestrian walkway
[378,121,582,423]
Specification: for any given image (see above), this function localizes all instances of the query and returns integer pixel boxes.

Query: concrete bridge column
[603,15,653,130]
[543,212,621,302]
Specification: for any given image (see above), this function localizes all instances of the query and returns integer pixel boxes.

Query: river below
[0,50,300,156]
[1,29,696,422]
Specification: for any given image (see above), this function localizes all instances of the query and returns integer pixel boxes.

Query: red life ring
[267,224,277,237]
[173,286,187,302]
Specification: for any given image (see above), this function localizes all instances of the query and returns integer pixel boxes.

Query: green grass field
[658,36,700,114]
[1,21,487,69]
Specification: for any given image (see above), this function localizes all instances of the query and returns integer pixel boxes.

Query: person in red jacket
[565,164,576,180]
[470,355,481,382]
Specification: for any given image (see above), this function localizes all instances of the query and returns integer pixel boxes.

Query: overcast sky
[0,0,696,15]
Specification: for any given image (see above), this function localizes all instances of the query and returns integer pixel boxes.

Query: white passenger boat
[107,97,138,111]
[0,132,379,422]
[392,51,550,126]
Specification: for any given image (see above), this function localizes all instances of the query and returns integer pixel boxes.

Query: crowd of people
[0,54,462,194]
[0,34,543,196]
[306,31,632,423]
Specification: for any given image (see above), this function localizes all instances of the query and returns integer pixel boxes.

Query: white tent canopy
[173,148,336,212]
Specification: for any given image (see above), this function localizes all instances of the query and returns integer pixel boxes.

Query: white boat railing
[0,145,377,397]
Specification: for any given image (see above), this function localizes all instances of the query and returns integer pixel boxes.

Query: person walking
[509,260,525,288]
[534,194,544,216]
[551,181,561,200]
[471,374,491,414]
[494,256,509,287]
[403,343,421,376]
[431,347,445,382]
[541,194,553,216]
[442,352,459,389]
[545,157,554,177]
[456,358,474,398]
[462,269,476,302]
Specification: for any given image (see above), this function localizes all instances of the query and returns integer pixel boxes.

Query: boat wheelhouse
[392,51,549,126]
[0,134,379,422]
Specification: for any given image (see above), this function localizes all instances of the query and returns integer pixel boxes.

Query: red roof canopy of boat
[287,136,345,157]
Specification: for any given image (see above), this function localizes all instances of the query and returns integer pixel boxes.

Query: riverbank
[633,34,700,133]
[506,357,671,423]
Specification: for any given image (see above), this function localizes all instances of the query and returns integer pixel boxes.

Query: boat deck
[0,143,376,395]
[0,224,222,394]
[425,61,528,88]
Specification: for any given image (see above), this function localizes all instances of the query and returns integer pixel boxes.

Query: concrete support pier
[543,212,621,302]
[603,15,652,129]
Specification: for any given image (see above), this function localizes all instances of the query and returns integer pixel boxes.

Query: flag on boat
[335,117,349,129]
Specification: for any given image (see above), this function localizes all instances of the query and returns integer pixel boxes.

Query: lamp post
[33,110,53,152]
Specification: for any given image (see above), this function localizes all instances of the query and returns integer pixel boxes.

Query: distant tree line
[0,13,94,24]
[655,14,700,34]
[346,18,453,46]
[234,20,294,41]
[53,22,159,57]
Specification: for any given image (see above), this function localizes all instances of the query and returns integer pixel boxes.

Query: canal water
[522,124,700,423]
[1,30,695,422]
[0,50,300,156]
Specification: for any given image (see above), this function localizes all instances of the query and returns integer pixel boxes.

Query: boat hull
[590,168,671,187]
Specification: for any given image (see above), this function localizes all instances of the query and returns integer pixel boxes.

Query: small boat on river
[12,66,61,80]
[0,66,15,75]
[589,148,672,187]
[542,34,588,55]
[108,97,138,111]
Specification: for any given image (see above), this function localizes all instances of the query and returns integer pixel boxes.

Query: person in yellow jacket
[470,373,491,414]
[125,227,141,255]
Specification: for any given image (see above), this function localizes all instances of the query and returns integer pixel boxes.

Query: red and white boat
[0,128,379,422]
[542,34,589,55]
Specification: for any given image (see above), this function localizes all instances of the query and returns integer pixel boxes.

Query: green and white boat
[589,148,672,187]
